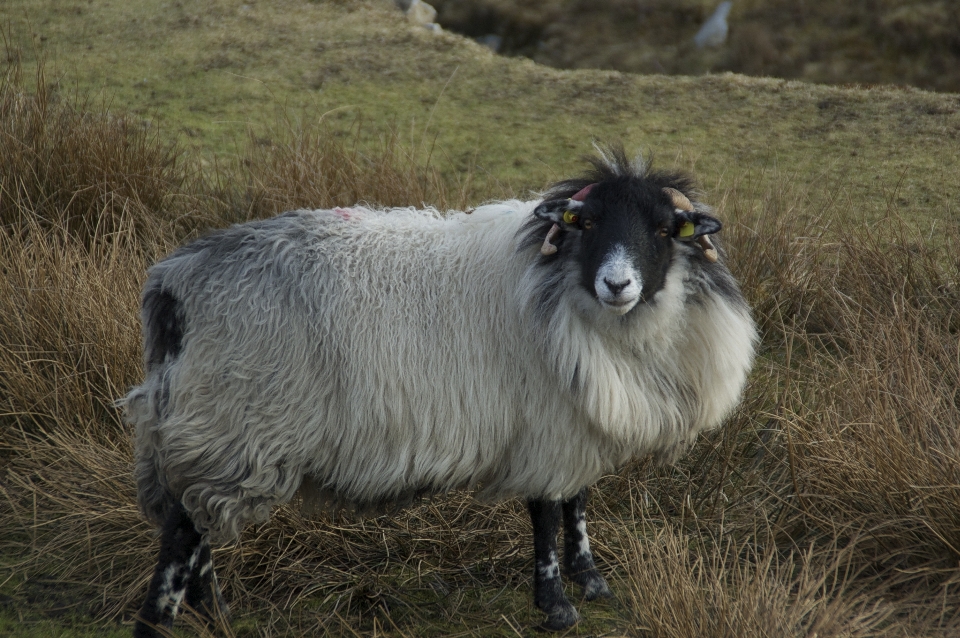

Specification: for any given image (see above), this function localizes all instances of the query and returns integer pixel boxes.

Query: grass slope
[3,0,959,220]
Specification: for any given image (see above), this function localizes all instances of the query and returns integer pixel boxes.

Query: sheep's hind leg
[528,498,580,631]
[183,535,231,628]
[562,487,612,601]
[133,502,206,638]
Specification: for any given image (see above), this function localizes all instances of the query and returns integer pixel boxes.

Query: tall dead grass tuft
[0,217,147,438]
[721,173,960,564]
[232,120,471,223]
[0,418,147,616]
[722,180,960,626]
[771,220,960,566]
[0,61,206,246]
[614,522,893,637]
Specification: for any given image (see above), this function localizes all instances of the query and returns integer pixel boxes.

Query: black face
[521,150,721,316]
[574,177,676,306]
[532,175,722,315]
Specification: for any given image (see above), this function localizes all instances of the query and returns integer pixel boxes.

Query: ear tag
[678,221,695,238]
[562,210,579,225]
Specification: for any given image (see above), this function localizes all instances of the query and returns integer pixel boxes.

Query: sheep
[122,145,757,636]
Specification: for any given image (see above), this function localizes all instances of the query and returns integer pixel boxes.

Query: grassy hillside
[2,0,960,636]
[4,0,959,220]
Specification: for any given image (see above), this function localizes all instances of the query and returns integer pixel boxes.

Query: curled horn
[540,223,561,256]
[571,183,596,202]
[697,235,719,263]
[662,187,693,212]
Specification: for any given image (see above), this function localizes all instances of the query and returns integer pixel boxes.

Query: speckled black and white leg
[528,498,580,631]
[184,535,230,627]
[562,487,612,601]
[134,503,207,638]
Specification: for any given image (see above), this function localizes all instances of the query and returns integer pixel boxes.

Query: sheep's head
[533,174,721,316]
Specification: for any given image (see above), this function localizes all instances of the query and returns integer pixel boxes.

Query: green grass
[4,0,958,221]
[0,613,129,638]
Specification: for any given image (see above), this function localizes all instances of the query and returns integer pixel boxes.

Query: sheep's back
[132,206,618,538]
[127,204,755,540]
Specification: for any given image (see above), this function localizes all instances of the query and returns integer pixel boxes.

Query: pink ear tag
[570,183,596,202]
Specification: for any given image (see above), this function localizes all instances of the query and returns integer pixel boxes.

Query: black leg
[562,487,612,601]
[133,503,206,638]
[528,498,579,631]
[183,535,230,628]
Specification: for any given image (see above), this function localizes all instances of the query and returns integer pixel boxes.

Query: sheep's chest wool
[124,146,756,636]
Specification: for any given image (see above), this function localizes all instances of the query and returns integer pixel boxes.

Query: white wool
[123,199,756,543]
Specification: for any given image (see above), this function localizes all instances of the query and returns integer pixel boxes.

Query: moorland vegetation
[1,1,960,636]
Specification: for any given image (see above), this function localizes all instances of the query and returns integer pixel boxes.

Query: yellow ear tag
[562,210,579,225]
[678,221,696,238]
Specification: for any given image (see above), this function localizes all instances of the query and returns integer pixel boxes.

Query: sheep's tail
[118,277,184,529]
[121,380,175,528]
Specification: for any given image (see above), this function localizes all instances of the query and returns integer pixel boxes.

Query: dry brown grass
[232,118,472,222]
[0,56,201,248]
[2,57,960,637]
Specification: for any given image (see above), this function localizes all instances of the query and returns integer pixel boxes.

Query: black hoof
[579,572,613,601]
[133,617,171,638]
[537,602,580,632]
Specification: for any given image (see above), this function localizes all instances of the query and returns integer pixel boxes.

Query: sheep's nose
[604,278,631,295]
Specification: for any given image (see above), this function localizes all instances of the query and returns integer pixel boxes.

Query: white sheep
[123,146,756,635]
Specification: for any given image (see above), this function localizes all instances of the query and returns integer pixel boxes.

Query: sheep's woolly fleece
[124,189,755,543]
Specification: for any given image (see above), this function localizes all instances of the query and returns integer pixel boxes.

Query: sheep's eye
[658,226,670,237]
[582,219,593,230]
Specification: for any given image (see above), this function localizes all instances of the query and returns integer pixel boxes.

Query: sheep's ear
[663,187,720,239]
[534,198,585,226]
[674,210,722,240]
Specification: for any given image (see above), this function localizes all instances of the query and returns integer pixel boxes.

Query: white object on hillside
[694,1,732,48]
[477,34,503,52]
[406,0,439,30]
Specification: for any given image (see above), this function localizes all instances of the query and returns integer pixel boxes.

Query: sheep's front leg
[133,503,207,638]
[561,487,612,601]
[528,498,580,631]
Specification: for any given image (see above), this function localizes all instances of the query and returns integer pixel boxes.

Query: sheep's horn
[571,183,596,202]
[540,223,561,255]
[697,235,719,263]
[663,187,694,212]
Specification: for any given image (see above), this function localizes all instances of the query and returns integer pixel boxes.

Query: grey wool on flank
[122,153,756,546]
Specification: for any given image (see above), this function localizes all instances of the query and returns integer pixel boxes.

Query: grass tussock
[3,60,960,636]
[615,525,893,637]
[0,216,144,438]
[0,60,200,246]
[235,118,472,221]
[723,175,960,567]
